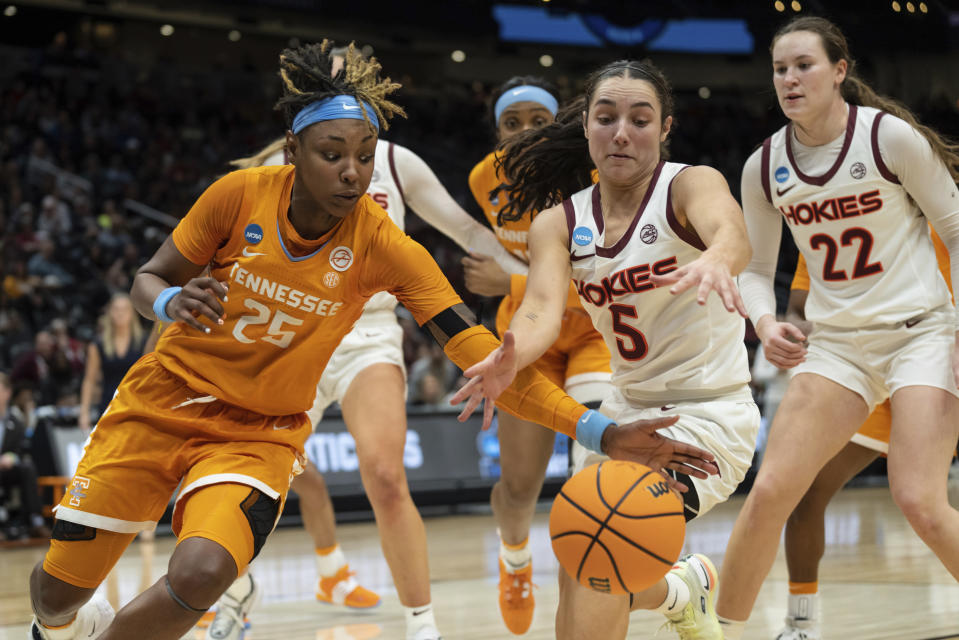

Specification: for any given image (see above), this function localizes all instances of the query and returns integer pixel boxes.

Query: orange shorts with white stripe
[850,400,891,455]
[54,353,310,537]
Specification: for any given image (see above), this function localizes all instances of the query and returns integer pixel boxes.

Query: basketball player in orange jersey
[454,59,760,640]
[464,77,614,635]
[715,17,959,639]
[204,94,527,640]
[775,230,953,640]
[26,42,719,640]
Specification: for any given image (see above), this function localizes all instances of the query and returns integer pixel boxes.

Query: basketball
[549,461,686,595]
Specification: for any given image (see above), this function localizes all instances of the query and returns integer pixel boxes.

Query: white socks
[718,616,746,639]
[655,571,691,619]
[787,592,820,622]
[404,603,439,639]
[498,532,531,572]
[315,544,348,577]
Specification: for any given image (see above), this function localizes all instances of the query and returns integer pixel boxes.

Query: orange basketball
[549,460,686,595]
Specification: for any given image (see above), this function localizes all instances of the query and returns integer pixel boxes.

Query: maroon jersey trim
[785,104,858,186]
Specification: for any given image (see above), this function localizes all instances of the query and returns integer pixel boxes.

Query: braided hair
[275,40,405,133]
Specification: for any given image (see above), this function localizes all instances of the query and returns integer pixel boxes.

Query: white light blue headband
[291,95,379,135]
[494,85,558,125]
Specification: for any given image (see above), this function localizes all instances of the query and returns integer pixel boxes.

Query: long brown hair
[773,16,959,181]
[99,293,143,359]
[230,137,286,170]
[495,59,674,223]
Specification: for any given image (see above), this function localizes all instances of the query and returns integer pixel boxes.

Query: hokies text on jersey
[779,189,882,227]
[228,263,343,317]
[574,257,678,308]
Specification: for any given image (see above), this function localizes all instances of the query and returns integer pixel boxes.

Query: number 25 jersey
[155,165,460,416]
[564,161,750,403]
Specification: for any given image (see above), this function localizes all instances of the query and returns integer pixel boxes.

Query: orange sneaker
[316,565,381,609]
[498,558,535,635]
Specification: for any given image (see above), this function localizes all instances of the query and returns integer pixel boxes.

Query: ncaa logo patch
[572,226,594,247]
[329,246,354,272]
[774,166,790,184]
[244,223,264,244]
[323,271,341,288]
[849,162,866,179]
[640,224,658,244]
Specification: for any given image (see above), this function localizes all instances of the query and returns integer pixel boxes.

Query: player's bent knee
[30,563,96,621]
[168,540,239,608]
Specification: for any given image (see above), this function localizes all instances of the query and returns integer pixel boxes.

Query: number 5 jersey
[562,161,751,404]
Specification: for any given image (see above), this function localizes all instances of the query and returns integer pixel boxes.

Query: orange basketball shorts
[496,293,611,400]
[45,353,310,586]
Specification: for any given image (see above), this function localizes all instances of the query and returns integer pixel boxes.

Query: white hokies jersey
[761,105,950,327]
[266,139,407,314]
[565,161,751,403]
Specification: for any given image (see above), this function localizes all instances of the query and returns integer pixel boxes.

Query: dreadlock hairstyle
[773,16,959,181]
[275,40,405,134]
[495,59,674,223]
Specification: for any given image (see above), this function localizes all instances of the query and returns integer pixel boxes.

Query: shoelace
[499,573,537,606]
[208,595,243,638]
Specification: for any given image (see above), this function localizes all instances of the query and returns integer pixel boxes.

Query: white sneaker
[205,573,258,640]
[775,617,821,640]
[661,554,721,640]
[408,625,442,640]
[30,594,115,639]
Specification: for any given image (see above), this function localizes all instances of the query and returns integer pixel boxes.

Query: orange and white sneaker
[498,558,535,635]
[316,565,381,609]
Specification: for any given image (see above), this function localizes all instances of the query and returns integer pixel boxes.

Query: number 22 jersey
[563,161,750,403]
[156,164,461,416]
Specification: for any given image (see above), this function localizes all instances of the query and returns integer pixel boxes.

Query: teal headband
[292,95,379,134]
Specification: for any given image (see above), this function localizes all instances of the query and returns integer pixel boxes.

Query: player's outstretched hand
[167,277,228,334]
[756,316,806,369]
[601,415,720,494]
[649,254,748,317]
[449,331,519,429]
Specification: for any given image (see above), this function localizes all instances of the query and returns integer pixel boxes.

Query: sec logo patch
[323,271,341,288]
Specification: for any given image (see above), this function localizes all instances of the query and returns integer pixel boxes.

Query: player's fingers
[664,461,709,480]
[456,392,483,422]
[482,398,495,431]
[172,303,210,334]
[649,269,683,287]
[450,376,481,403]
[695,276,716,305]
[658,471,689,494]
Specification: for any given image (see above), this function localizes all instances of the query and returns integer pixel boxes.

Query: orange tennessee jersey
[157,165,461,416]
[791,226,952,295]
[469,151,586,310]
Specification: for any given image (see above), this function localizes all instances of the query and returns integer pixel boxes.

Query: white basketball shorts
[571,388,759,520]
[307,310,406,426]
[795,304,959,410]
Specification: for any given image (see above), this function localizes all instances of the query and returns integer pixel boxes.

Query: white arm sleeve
[390,144,528,275]
[879,116,959,318]
[737,147,783,325]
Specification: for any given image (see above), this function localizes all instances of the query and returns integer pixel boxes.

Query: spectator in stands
[26,231,74,289]
[78,294,147,433]
[0,373,50,540]
[36,193,72,235]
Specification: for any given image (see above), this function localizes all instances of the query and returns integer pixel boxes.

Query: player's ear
[285,130,298,164]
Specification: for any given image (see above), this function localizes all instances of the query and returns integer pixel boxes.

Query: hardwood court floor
[2,487,957,639]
